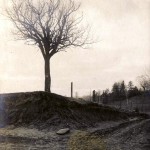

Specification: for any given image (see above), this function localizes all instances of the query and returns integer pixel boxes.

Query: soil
[0,91,149,150]
[0,119,149,150]
[1,91,143,129]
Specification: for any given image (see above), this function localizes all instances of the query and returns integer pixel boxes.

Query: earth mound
[0,91,147,129]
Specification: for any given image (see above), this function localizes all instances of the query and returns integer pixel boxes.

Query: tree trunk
[44,57,51,93]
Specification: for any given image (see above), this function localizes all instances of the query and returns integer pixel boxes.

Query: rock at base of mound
[56,128,70,135]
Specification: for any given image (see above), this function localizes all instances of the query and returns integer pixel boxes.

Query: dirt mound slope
[0,91,148,129]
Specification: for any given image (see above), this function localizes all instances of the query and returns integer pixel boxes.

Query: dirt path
[104,119,150,150]
[0,119,149,150]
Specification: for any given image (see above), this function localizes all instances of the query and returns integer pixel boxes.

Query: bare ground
[0,118,149,150]
[0,91,149,150]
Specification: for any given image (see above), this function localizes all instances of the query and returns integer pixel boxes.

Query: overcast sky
[0,0,150,96]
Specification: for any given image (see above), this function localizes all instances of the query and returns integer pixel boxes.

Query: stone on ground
[56,128,70,135]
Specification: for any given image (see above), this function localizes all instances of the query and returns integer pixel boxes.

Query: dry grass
[67,131,106,150]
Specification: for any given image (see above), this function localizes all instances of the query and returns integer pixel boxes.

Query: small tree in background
[111,82,120,100]
[101,89,109,104]
[128,81,134,91]
[127,81,141,98]
[6,0,91,93]
[120,80,126,99]
[137,75,150,91]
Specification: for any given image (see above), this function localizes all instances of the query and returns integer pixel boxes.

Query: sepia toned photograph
[0,0,150,149]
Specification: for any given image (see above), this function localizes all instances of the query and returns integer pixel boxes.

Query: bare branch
[137,75,150,91]
[6,0,92,59]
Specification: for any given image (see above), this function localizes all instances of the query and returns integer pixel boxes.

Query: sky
[0,0,150,97]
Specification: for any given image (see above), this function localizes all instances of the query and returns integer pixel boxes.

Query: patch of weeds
[67,131,106,150]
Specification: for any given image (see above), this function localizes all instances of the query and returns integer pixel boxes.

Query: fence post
[93,90,96,102]
[71,82,73,98]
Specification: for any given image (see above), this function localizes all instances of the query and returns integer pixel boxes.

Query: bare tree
[6,0,90,92]
[137,75,150,91]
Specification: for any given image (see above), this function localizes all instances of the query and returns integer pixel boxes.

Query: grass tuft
[67,131,106,150]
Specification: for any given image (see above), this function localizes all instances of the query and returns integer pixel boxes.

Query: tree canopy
[6,0,90,59]
[6,0,91,92]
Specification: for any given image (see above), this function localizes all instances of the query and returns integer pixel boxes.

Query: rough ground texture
[0,91,145,129]
[105,119,150,150]
[0,119,149,150]
[0,91,149,149]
